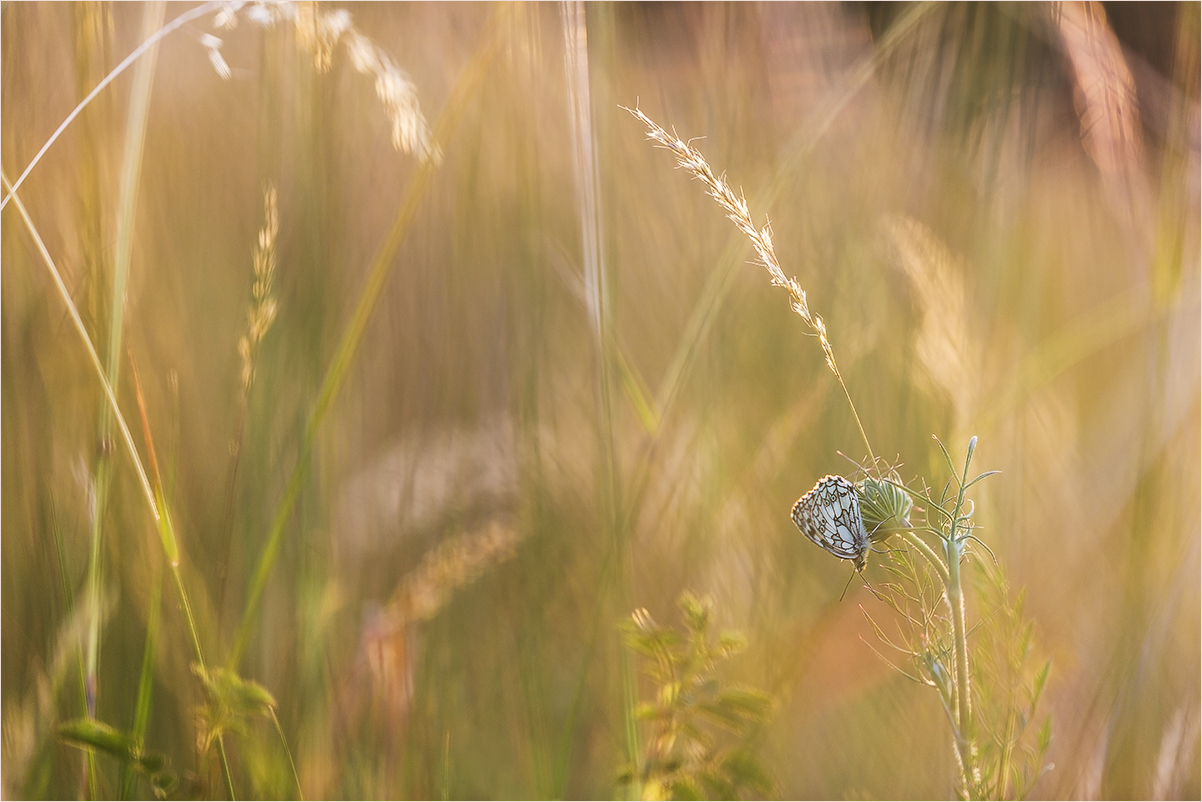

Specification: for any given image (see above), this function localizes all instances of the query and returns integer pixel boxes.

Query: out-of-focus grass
[2,3,1198,799]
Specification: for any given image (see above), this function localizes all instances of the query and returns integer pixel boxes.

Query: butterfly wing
[791,475,869,571]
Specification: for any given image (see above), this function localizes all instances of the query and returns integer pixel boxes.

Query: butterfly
[791,475,870,572]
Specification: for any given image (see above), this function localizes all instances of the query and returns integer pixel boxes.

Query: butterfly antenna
[838,567,857,602]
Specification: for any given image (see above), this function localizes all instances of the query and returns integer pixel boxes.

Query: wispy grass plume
[210,1,440,163]
[623,105,875,467]
[237,185,280,395]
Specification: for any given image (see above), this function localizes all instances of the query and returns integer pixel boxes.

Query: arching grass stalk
[611,11,940,598]
[623,106,876,469]
[1,2,222,209]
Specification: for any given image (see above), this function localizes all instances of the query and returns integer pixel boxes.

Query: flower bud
[857,475,913,542]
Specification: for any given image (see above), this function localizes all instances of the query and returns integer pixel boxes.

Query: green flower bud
[857,475,913,542]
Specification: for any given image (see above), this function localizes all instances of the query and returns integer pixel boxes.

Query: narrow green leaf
[1037,715,1053,752]
[963,469,1000,490]
[153,490,179,567]
[1031,659,1051,708]
[933,434,957,478]
[615,347,661,434]
[59,719,140,763]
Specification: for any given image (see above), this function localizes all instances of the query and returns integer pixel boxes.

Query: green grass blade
[121,563,162,800]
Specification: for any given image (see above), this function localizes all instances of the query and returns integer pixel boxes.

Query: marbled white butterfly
[791,475,869,572]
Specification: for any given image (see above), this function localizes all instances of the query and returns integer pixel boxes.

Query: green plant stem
[945,439,979,795]
[896,529,950,586]
[121,563,162,800]
[946,530,973,789]
[227,7,506,670]
[84,473,105,718]
[834,371,877,472]
[52,501,99,797]
[270,708,303,801]
[563,2,640,789]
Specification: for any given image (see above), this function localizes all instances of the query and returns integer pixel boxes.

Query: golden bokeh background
[3,3,1198,798]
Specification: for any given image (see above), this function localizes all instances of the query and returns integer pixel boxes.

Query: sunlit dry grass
[2,3,1198,800]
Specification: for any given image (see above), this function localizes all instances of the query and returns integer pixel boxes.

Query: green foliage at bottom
[619,591,775,800]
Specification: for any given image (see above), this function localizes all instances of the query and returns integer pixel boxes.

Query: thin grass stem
[84,8,166,765]
[51,500,99,797]
[270,707,304,801]
[561,1,640,785]
[121,561,162,800]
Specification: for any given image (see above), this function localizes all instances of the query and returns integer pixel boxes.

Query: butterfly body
[791,475,870,571]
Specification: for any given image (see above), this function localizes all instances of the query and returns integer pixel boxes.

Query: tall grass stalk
[91,7,163,795]
[121,563,161,800]
[561,3,639,793]
[220,184,279,620]
[50,498,99,796]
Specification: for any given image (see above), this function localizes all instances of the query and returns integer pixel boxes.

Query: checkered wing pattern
[791,475,869,572]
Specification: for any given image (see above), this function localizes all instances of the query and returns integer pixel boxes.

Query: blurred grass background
[2,2,1198,798]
